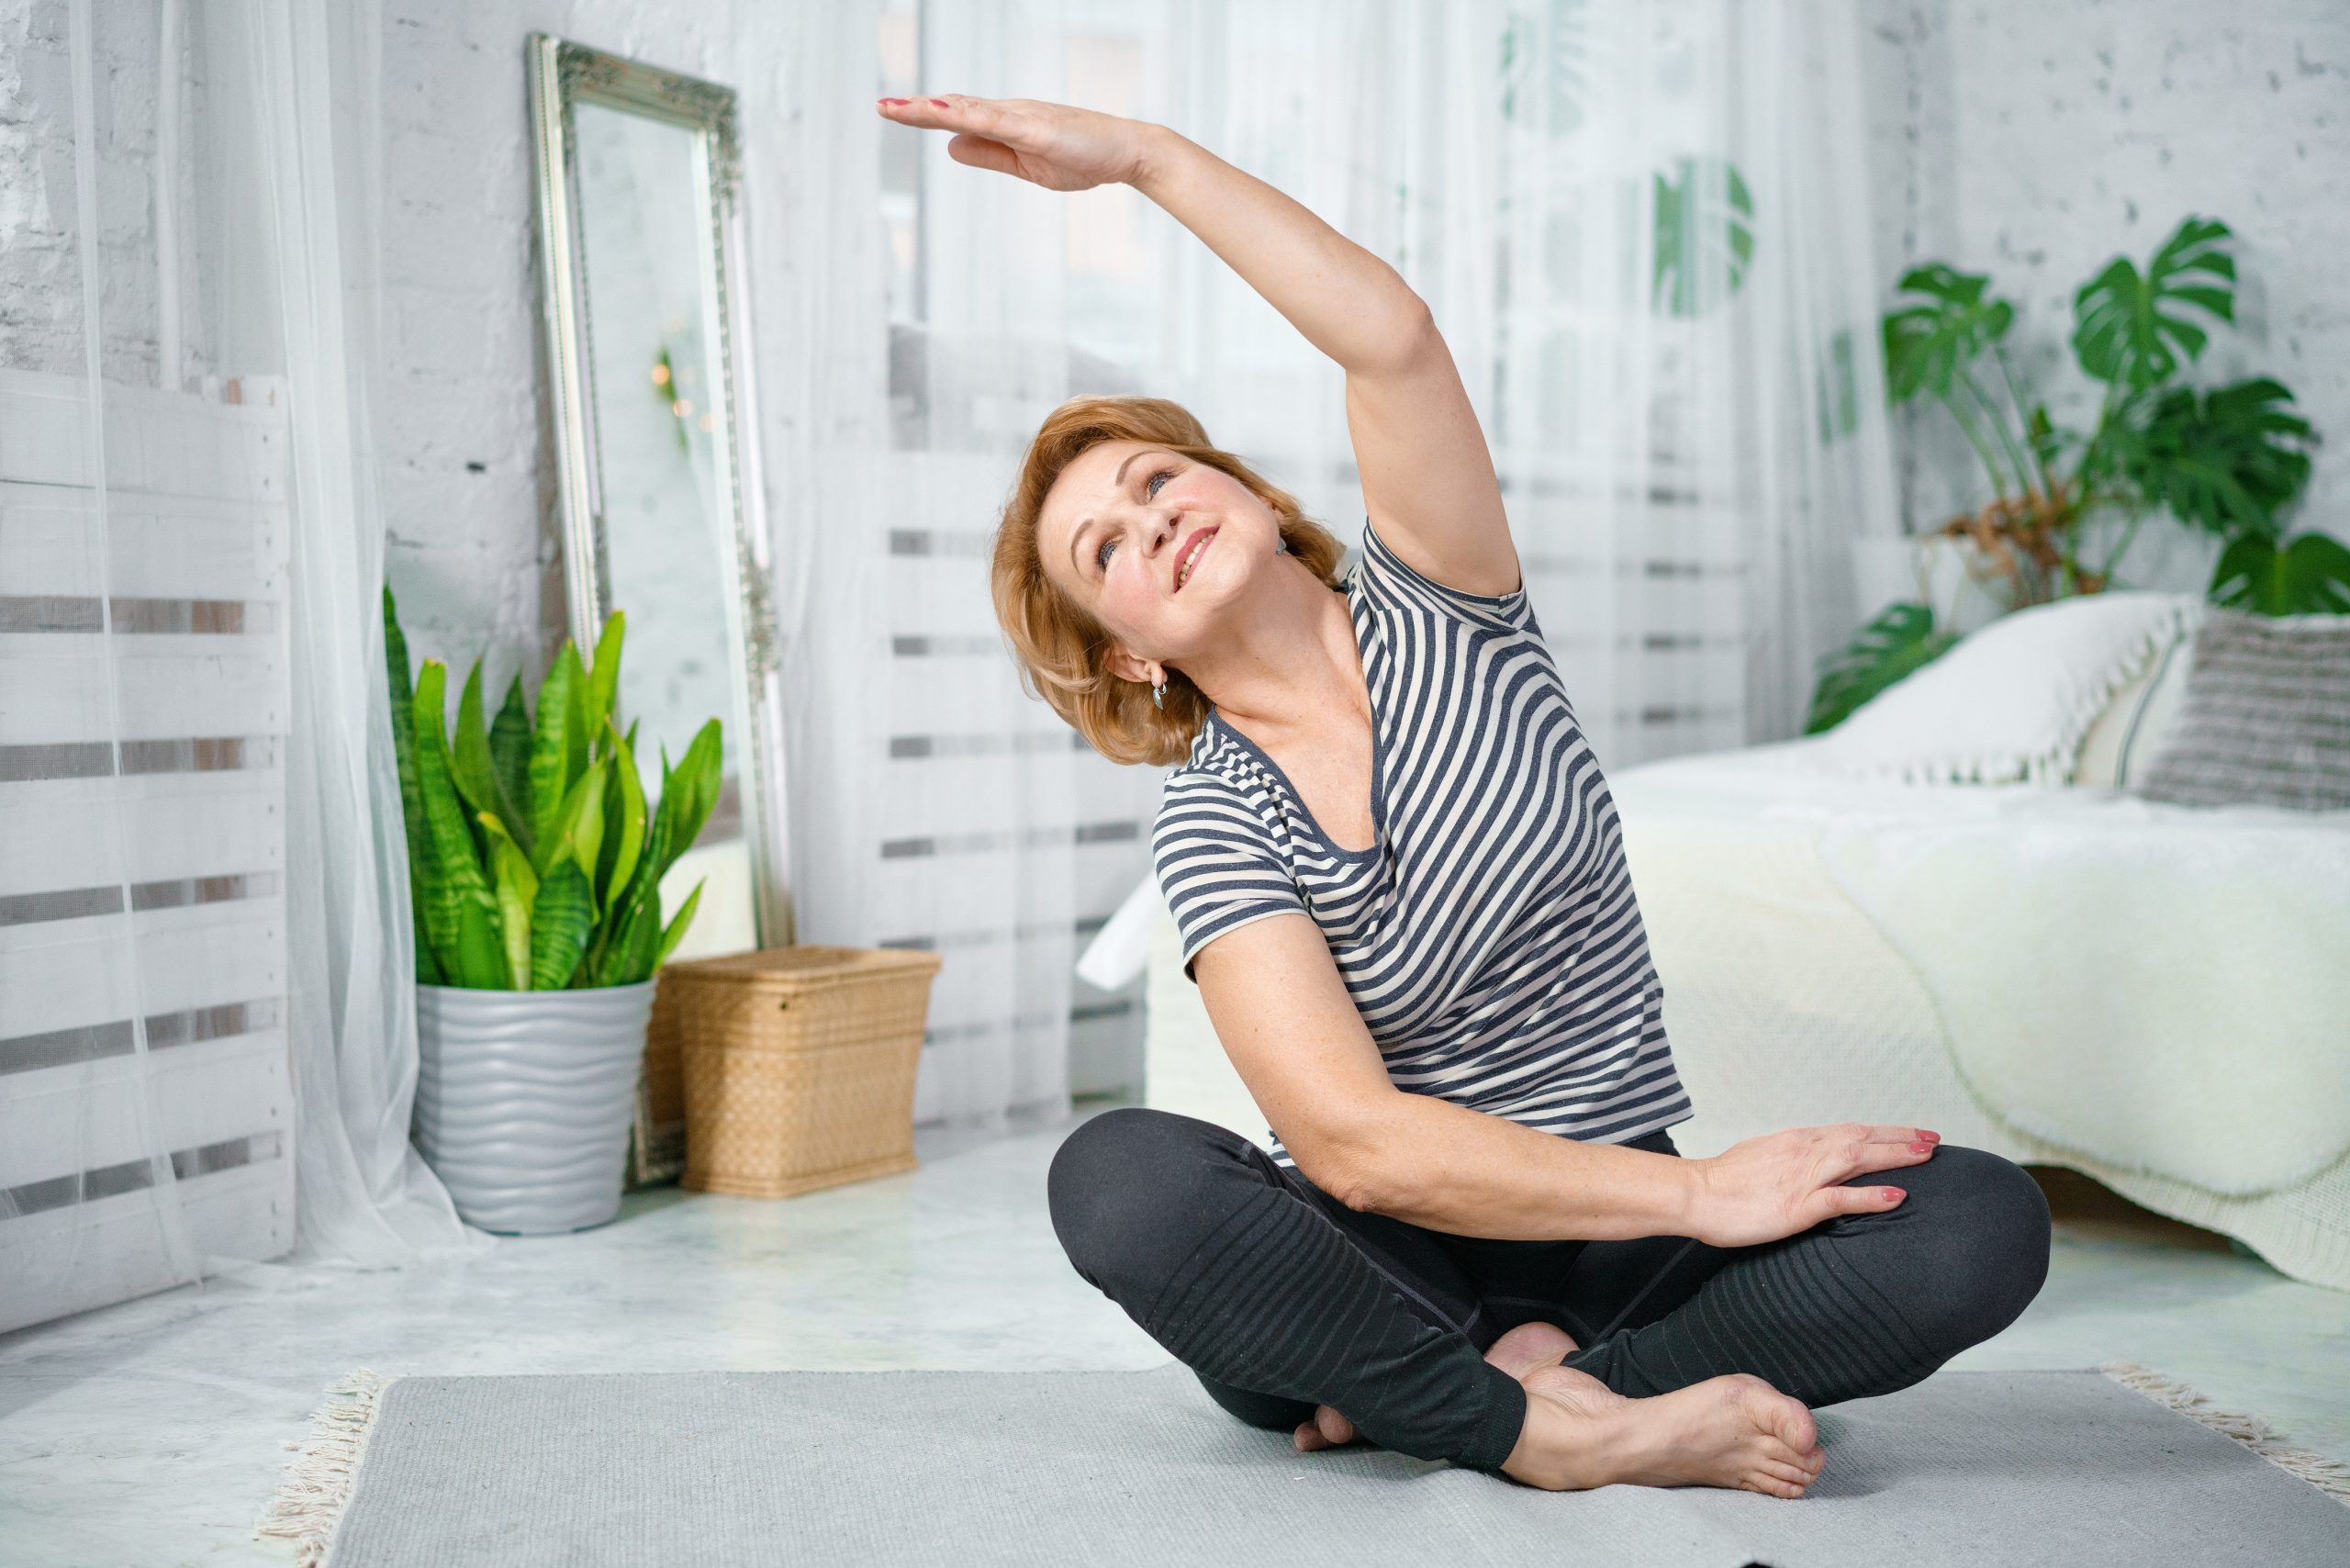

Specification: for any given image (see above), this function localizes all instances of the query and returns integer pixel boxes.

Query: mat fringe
[2099,1361,2350,1508]
[254,1369,396,1566]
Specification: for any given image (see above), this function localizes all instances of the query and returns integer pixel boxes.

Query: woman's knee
[1889,1143,2053,1343]
[1046,1106,1253,1293]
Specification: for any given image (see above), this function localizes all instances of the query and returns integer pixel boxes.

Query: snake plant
[385,587,722,989]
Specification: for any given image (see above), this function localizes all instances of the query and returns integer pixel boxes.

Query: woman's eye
[1097,469,1175,572]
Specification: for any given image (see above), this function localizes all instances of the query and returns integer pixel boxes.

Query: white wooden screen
[0,368,296,1334]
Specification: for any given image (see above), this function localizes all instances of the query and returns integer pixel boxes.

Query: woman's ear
[1102,646,1157,687]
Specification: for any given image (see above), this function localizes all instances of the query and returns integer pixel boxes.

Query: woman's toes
[1295,1404,1355,1450]
[1767,1394,1818,1454]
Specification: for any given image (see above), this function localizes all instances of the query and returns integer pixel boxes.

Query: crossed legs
[1046,1105,2051,1484]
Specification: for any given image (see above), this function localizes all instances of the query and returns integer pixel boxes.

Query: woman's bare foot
[1502,1364,1828,1498]
[1294,1320,1583,1451]
[1483,1320,1579,1380]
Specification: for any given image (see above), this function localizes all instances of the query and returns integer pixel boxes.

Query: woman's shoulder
[1350,513,1539,636]
[1156,738,1285,848]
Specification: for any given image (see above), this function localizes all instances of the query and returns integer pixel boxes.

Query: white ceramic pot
[413,980,657,1236]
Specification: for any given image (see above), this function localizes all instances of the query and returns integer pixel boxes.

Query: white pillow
[2074,606,2205,787]
[1814,590,2200,785]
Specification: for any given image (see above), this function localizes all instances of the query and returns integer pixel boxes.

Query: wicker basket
[668,945,945,1198]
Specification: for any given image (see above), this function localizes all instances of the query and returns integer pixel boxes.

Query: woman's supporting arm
[1131,124,1429,375]
[1328,1087,1706,1242]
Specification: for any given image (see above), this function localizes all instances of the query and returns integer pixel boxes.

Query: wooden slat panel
[0,899,285,1039]
[0,633,287,745]
[0,482,287,601]
[879,750,1090,843]
[0,368,297,1336]
[0,1027,287,1188]
[0,1158,292,1335]
[0,370,290,504]
[0,771,285,897]
[0,373,92,489]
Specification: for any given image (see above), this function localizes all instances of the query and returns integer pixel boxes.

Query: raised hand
[1684,1123,1942,1249]
[875,94,1158,192]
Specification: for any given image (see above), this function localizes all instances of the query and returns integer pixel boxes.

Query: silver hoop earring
[1151,679,1166,711]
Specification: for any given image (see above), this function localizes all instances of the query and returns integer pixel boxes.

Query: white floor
[6,1092,2350,1566]
[6,924,2349,1566]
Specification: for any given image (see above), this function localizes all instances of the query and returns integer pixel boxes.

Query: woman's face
[1037,439,1277,667]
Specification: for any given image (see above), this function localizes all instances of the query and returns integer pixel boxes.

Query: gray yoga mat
[309,1361,2350,1567]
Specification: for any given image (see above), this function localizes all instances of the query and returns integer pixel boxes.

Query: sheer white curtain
[1147,0,1895,768]
[756,0,1160,1133]
[0,0,470,1336]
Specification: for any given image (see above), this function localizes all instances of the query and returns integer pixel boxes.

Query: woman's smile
[1173,526,1218,591]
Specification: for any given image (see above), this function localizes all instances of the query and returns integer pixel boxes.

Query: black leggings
[1047,1105,2052,1476]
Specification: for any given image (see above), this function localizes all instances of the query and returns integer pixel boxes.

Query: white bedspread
[1804,787,2350,1195]
[1617,740,2350,1198]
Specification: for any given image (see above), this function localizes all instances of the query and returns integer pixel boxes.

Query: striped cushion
[2126,610,2350,811]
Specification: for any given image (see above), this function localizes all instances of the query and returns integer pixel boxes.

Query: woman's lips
[1173,526,1217,591]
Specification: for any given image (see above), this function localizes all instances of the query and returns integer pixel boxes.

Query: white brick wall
[1859,0,2350,589]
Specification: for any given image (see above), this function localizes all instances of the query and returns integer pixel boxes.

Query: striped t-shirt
[1152,516,1694,1170]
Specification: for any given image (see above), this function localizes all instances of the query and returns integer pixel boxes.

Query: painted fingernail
[878,97,908,106]
[1910,1141,1931,1153]
[1883,1188,1904,1202]
[929,97,950,106]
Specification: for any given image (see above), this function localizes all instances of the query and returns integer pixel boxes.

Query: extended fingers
[876,92,1007,129]
[1839,1124,1941,1173]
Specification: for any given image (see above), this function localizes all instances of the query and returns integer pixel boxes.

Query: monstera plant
[384,588,722,990]
[1807,213,2339,733]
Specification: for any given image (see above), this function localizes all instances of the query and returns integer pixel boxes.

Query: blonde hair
[990,395,1348,767]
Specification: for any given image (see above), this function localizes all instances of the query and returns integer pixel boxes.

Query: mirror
[528,33,785,960]
[529,36,789,1181]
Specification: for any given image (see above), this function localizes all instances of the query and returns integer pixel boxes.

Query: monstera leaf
[2210,531,2350,616]
[2099,376,2314,538]
[1804,600,1961,734]
[1882,263,2017,405]
[2072,215,2235,391]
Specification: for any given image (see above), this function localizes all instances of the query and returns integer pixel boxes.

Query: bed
[1606,663,2350,1294]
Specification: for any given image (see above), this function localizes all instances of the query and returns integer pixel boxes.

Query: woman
[877,92,2052,1496]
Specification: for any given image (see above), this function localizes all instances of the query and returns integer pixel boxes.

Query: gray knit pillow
[2127,610,2350,811]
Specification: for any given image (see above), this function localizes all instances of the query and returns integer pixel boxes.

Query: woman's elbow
[1295,1114,1408,1214]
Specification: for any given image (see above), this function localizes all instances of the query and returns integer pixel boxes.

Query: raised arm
[1124,127,1425,376]
[1133,127,1519,597]
[877,94,1519,597]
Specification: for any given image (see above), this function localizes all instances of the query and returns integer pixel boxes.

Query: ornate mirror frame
[525,33,790,951]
